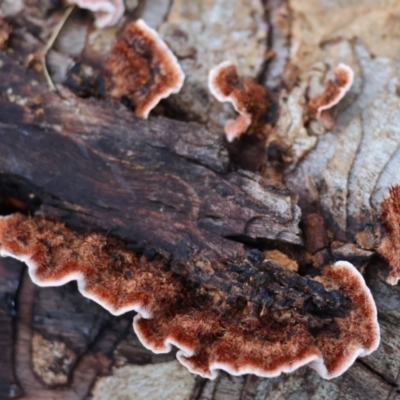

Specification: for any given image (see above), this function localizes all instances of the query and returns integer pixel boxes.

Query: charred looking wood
[63,63,105,99]
[174,249,350,336]
[0,52,302,266]
[1,209,350,353]
[0,209,380,385]
[0,174,44,216]
[0,32,366,392]
[0,258,24,399]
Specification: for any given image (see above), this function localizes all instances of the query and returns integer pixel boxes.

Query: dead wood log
[0,51,301,262]
[0,50,303,398]
[1,0,400,399]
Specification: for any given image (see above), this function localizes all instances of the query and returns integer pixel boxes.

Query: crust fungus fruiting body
[208,61,270,142]
[379,186,400,284]
[134,260,379,379]
[308,63,354,128]
[0,214,379,380]
[105,19,185,119]
[67,0,125,28]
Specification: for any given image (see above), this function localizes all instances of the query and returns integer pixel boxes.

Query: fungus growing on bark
[67,0,125,28]
[208,61,270,142]
[308,63,354,128]
[134,259,379,379]
[0,17,11,50]
[105,19,185,119]
[379,186,400,284]
[0,214,379,380]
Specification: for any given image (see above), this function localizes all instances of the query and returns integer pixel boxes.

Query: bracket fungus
[379,186,400,284]
[67,0,125,28]
[208,61,270,142]
[0,214,380,380]
[105,19,185,119]
[307,63,354,128]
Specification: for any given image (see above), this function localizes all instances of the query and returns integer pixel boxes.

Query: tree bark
[1,0,400,399]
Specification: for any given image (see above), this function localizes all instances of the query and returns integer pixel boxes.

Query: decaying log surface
[2,0,400,399]
[0,51,301,260]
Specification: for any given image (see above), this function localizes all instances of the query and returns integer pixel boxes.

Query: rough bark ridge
[0,0,400,399]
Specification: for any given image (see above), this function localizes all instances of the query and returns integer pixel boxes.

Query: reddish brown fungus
[0,17,11,50]
[67,0,125,28]
[208,61,270,142]
[379,186,400,284]
[0,214,379,379]
[308,63,354,128]
[105,19,185,119]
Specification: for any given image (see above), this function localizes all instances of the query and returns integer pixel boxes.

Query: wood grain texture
[0,51,301,263]
[1,0,400,398]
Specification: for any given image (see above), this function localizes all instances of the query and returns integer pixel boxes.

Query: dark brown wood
[0,51,301,264]
[10,262,132,399]
[0,258,24,399]
[1,0,400,399]
[0,22,302,400]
